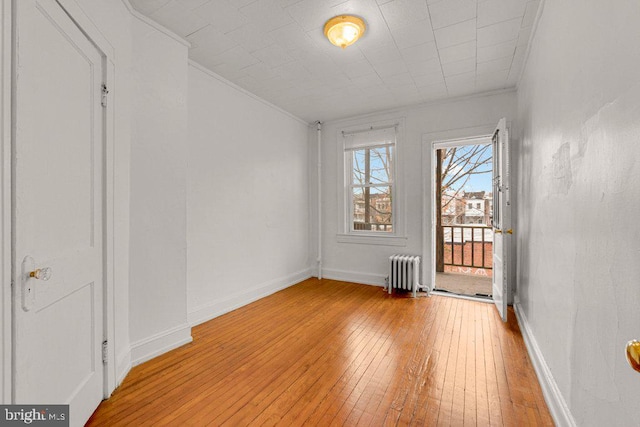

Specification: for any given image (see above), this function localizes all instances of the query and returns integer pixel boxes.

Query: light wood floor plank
[87,279,552,426]
[474,303,490,426]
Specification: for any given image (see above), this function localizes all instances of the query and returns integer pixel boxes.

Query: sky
[445,143,493,194]
[465,168,492,192]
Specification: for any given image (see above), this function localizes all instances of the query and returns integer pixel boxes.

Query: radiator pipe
[316,121,322,280]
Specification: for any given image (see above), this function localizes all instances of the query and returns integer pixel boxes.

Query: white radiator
[387,255,425,297]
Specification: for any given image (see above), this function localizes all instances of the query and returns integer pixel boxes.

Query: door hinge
[102,340,108,364]
[101,83,109,108]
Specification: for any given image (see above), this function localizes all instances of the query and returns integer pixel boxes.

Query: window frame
[337,118,407,246]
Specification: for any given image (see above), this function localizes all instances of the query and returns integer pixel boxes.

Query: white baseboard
[130,323,193,367]
[115,348,131,387]
[514,297,576,427]
[321,268,386,287]
[187,268,312,327]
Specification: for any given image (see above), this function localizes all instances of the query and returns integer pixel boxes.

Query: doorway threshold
[431,289,492,304]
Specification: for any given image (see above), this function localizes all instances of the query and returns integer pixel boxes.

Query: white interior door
[491,118,510,322]
[13,0,105,424]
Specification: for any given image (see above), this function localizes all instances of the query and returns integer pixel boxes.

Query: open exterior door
[491,118,510,322]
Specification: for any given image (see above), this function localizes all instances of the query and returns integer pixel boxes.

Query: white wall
[316,92,517,287]
[186,63,311,326]
[515,0,640,425]
[128,17,191,364]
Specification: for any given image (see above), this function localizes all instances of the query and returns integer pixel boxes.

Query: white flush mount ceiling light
[324,15,366,49]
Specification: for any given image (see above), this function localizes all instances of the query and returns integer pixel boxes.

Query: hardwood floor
[87,278,553,426]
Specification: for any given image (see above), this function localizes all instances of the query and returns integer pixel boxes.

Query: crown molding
[516,0,547,88]
[120,0,190,48]
[324,87,517,126]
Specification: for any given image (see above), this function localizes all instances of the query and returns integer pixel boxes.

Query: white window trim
[336,118,407,246]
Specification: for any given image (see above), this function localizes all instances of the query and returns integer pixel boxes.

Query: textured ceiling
[131,0,540,122]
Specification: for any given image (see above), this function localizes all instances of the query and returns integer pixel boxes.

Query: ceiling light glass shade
[324,15,366,49]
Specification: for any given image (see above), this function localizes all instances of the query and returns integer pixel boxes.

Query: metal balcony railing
[353,222,393,232]
[442,225,492,269]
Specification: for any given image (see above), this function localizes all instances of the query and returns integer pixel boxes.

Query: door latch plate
[21,256,36,311]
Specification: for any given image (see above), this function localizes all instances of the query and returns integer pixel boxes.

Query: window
[468,203,473,209]
[338,120,406,246]
[345,127,395,233]
[476,202,481,209]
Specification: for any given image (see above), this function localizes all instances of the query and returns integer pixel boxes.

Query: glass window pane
[352,146,393,185]
[352,150,365,185]
[351,185,392,232]
[369,146,393,184]
[352,187,364,227]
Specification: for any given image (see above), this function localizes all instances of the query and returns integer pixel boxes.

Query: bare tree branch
[439,144,492,214]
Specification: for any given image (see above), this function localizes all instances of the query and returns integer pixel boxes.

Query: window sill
[336,233,407,247]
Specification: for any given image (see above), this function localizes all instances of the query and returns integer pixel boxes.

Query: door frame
[1,0,12,405]
[429,135,493,299]
[2,0,118,401]
[421,124,496,294]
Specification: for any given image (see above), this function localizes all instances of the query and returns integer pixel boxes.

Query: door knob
[21,256,52,311]
[626,340,640,373]
[29,267,52,281]
[494,229,502,234]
